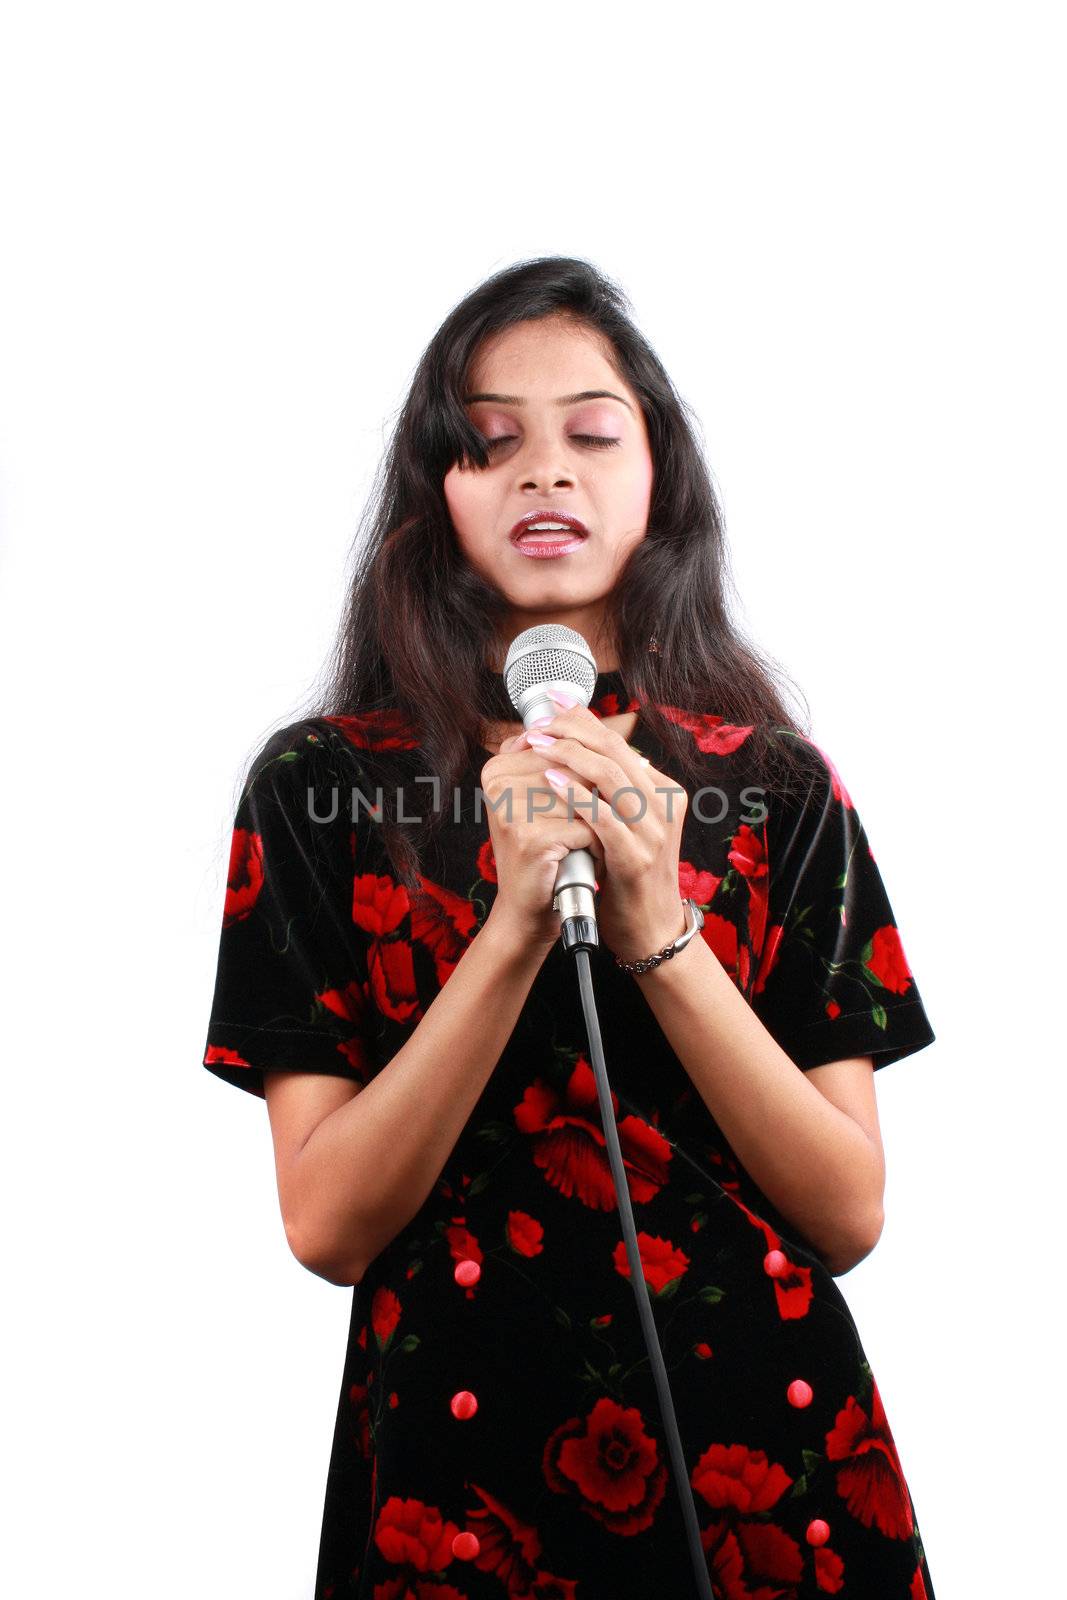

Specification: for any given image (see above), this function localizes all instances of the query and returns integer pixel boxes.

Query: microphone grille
[503,624,597,709]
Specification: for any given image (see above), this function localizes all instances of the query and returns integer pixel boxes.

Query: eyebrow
[463,389,635,414]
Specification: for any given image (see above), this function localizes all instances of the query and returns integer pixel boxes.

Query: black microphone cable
[571,941,717,1600]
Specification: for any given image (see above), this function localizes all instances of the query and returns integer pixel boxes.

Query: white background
[2,4,1062,1595]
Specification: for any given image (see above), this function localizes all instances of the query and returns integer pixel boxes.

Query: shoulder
[235,719,378,832]
[649,705,846,803]
[765,729,854,814]
[240,718,335,795]
[243,711,417,787]
[747,731,866,898]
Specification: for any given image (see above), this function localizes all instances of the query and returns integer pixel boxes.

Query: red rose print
[444,1223,483,1281]
[815,1543,845,1592]
[727,823,767,883]
[224,827,264,926]
[725,822,770,958]
[335,1035,370,1072]
[463,1484,544,1589]
[770,1258,814,1320]
[826,999,841,1020]
[592,690,639,717]
[693,1443,803,1599]
[691,1441,793,1514]
[409,875,479,984]
[747,886,768,965]
[514,1056,672,1210]
[824,1379,914,1539]
[353,872,410,938]
[701,911,740,978]
[318,977,371,1025]
[612,1232,690,1294]
[702,1518,805,1600]
[476,836,497,884]
[542,1397,668,1534]
[726,1192,814,1320]
[372,1495,463,1570]
[911,1563,931,1599]
[864,924,913,995]
[368,938,422,1023]
[204,1043,251,1069]
[678,859,722,905]
[371,1285,402,1346]
[752,922,785,995]
[324,709,419,751]
[506,1211,545,1258]
[316,978,373,1074]
[659,705,755,755]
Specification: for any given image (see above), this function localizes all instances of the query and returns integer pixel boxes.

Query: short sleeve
[202,721,379,1099]
[748,737,936,1073]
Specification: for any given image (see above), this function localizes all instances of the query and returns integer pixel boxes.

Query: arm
[517,696,886,1278]
[264,902,550,1287]
[632,932,885,1275]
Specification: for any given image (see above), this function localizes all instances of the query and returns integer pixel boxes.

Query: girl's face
[443,315,654,667]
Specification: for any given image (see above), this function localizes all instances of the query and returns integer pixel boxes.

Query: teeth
[526,522,574,532]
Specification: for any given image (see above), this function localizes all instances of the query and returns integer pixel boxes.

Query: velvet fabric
[203,669,937,1598]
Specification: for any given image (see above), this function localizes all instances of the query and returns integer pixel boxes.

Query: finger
[534,706,655,794]
[541,766,645,873]
[531,736,651,823]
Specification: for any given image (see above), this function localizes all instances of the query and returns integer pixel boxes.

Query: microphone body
[503,625,602,953]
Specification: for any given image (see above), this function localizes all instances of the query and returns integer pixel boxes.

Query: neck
[488,612,621,674]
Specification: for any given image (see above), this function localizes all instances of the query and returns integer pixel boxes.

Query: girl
[204,256,937,1598]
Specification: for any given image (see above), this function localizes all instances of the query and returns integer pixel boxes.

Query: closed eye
[485,435,621,451]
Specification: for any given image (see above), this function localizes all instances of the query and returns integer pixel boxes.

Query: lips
[510,510,589,542]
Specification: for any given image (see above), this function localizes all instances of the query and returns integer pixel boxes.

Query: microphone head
[503,624,597,720]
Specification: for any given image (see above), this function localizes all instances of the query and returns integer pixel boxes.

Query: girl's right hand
[480,731,603,951]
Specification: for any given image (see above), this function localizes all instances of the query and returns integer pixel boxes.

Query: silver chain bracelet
[613,898,705,976]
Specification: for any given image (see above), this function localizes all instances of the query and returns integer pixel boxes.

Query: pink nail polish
[526,731,556,747]
[528,715,555,728]
[548,690,580,708]
[544,768,570,786]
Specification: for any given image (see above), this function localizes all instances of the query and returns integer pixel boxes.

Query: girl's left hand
[527,694,690,964]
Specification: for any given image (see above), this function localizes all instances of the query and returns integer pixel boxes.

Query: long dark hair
[252,255,816,888]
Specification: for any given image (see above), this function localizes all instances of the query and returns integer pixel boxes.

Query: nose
[516,452,576,493]
[519,470,574,491]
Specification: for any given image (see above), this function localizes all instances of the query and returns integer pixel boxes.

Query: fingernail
[548,690,580,707]
[544,768,570,786]
[526,731,557,747]
[528,715,555,728]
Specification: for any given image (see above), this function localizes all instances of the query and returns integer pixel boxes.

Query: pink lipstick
[509,509,589,559]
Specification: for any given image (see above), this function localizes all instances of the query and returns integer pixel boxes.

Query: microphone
[503,624,601,954]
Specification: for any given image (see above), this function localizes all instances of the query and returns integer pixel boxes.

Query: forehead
[464,317,629,403]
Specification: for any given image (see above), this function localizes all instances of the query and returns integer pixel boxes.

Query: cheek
[442,467,477,534]
[442,467,494,567]
[442,464,466,521]
[614,453,654,530]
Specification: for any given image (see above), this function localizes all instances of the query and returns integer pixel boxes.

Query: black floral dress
[203,669,937,1600]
